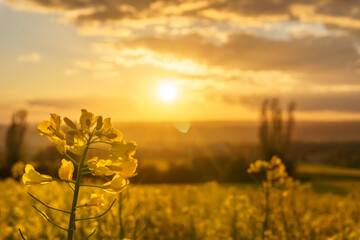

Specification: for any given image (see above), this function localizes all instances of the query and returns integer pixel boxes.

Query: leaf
[67,130,78,135]
[64,117,77,129]
[106,133,118,139]
[96,116,103,130]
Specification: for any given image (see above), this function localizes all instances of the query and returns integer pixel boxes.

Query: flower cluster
[247,156,289,187]
[21,109,139,239]
[23,109,138,194]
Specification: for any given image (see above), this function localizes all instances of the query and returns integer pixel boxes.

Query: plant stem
[280,194,290,240]
[75,199,116,221]
[28,192,71,214]
[67,134,92,240]
[119,192,124,239]
[19,229,26,240]
[263,183,270,240]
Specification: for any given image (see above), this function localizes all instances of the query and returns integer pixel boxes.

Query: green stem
[119,192,124,239]
[75,199,116,221]
[67,134,92,240]
[262,183,270,239]
[32,205,69,231]
[19,229,26,240]
[83,229,96,240]
[67,182,75,192]
[65,152,79,166]
[79,183,104,188]
[28,192,71,214]
[53,178,76,184]
[92,140,112,145]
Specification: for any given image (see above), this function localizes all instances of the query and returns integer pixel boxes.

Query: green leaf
[64,117,77,129]
[106,133,118,139]
[67,129,78,135]
[96,116,103,130]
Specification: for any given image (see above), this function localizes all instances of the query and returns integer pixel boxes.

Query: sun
[158,83,177,101]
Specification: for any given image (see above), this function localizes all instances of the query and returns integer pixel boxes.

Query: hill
[0,121,360,156]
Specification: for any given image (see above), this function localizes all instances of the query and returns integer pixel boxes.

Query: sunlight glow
[158,83,177,101]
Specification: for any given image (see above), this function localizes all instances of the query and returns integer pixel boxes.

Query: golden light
[158,83,177,101]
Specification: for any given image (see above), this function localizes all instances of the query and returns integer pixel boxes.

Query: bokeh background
[1,0,360,184]
[3,1,360,239]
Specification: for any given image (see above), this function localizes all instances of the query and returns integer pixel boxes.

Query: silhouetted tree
[259,98,296,175]
[0,110,27,178]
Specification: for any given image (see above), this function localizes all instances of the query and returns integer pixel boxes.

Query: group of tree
[0,110,27,178]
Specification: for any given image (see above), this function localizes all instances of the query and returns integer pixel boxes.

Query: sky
[1,0,360,124]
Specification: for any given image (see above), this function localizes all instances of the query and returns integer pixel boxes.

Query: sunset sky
[1,0,360,124]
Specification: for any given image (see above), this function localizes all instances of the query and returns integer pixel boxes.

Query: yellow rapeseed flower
[102,174,129,194]
[58,159,74,181]
[111,140,137,157]
[67,136,86,155]
[109,158,138,178]
[48,136,67,155]
[87,156,138,178]
[269,155,282,167]
[22,164,52,185]
[247,160,269,173]
[97,118,123,142]
[85,194,106,207]
[87,157,113,176]
[38,114,65,139]
[80,109,97,131]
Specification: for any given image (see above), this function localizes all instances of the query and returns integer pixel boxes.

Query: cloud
[94,33,360,85]
[26,95,138,110]
[73,59,114,70]
[5,0,360,116]
[63,68,78,76]
[16,53,42,63]
[25,95,141,121]
[290,3,360,32]
[5,0,357,41]
[222,89,360,112]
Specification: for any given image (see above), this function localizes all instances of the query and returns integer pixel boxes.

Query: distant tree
[259,98,296,175]
[0,110,27,178]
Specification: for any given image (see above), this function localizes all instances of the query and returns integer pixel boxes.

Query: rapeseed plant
[21,109,138,240]
[248,156,292,239]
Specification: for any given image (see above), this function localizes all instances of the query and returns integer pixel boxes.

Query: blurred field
[298,162,360,179]
[295,162,360,195]
[2,120,360,239]
[2,175,360,240]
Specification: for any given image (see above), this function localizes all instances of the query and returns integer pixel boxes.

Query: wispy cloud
[16,53,42,63]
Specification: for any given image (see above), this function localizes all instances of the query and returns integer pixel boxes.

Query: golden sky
[1,0,360,123]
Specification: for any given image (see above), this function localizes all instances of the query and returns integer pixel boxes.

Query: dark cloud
[111,33,360,84]
[223,91,360,112]
[4,0,360,31]
[27,95,138,111]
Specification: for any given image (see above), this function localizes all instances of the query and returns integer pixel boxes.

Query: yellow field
[2,178,360,240]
